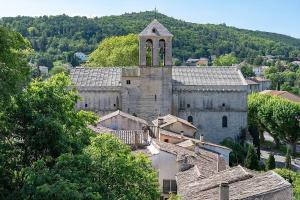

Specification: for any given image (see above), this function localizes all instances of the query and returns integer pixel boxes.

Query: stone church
[71,20,248,144]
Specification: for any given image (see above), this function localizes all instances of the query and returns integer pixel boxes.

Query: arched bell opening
[146,39,153,66]
[159,39,166,67]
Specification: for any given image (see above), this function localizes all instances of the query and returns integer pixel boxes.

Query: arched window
[159,39,166,66]
[187,116,193,124]
[146,39,153,66]
[222,116,228,128]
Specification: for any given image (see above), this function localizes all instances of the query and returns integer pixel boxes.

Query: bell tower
[139,19,173,67]
[122,20,173,121]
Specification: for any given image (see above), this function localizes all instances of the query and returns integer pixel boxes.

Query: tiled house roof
[153,140,226,177]
[172,67,247,86]
[70,67,122,87]
[99,110,148,125]
[152,114,197,129]
[177,166,291,200]
[260,90,300,103]
[139,19,173,37]
[70,67,247,88]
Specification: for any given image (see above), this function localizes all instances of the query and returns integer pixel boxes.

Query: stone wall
[99,114,147,130]
[121,67,172,122]
[76,88,121,116]
[163,122,196,138]
[173,90,248,144]
[247,187,293,200]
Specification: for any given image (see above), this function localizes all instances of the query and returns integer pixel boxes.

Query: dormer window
[152,28,156,33]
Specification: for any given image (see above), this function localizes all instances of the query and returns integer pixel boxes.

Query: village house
[252,65,269,76]
[196,58,209,66]
[245,77,272,93]
[245,79,260,93]
[89,110,291,200]
[260,90,300,103]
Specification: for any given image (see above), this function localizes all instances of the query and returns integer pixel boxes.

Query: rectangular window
[126,80,131,84]
[163,180,177,194]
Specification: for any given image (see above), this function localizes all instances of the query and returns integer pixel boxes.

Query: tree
[49,65,68,75]
[250,93,300,153]
[271,98,300,155]
[265,153,276,170]
[244,145,259,170]
[88,34,139,67]
[0,27,31,102]
[248,93,273,144]
[213,54,237,66]
[20,134,160,200]
[168,193,181,200]
[240,65,255,77]
[274,168,300,198]
[1,73,98,167]
[220,138,248,166]
[285,149,292,169]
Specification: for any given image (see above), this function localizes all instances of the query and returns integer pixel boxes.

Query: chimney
[219,182,229,200]
[157,117,164,127]
[180,131,184,138]
[200,134,204,142]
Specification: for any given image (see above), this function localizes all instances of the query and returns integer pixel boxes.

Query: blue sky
[0,0,300,38]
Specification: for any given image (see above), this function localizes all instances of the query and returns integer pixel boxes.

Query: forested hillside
[1,11,300,68]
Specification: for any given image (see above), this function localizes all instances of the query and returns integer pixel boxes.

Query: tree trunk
[287,142,297,156]
[259,130,265,143]
[274,137,280,149]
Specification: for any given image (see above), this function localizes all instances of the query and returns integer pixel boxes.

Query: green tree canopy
[88,34,138,67]
[0,74,97,198]
[0,27,31,102]
[213,54,237,66]
[265,153,276,170]
[0,73,160,199]
[240,65,255,77]
[274,168,300,198]
[20,134,160,200]
[248,93,300,155]
[244,145,259,170]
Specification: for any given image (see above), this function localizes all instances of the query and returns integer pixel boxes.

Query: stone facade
[71,20,248,144]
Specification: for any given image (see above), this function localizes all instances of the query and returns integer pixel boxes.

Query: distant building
[38,66,49,76]
[186,58,200,66]
[260,90,300,103]
[252,66,269,76]
[196,58,209,66]
[246,77,271,93]
[186,58,209,66]
[74,52,88,62]
[245,79,259,93]
[291,61,300,66]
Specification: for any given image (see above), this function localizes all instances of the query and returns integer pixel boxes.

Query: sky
[0,0,300,38]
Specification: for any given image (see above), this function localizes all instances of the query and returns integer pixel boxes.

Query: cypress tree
[266,153,276,170]
[285,149,292,169]
[244,145,259,170]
